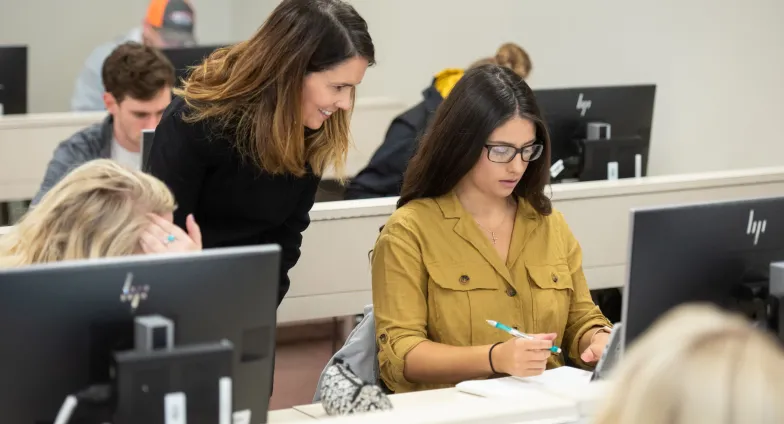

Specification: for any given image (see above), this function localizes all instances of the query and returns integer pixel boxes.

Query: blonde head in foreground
[0,160,175,267]
[594,303,784,424]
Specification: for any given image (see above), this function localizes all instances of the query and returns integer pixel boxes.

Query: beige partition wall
[0,97,406,202]
[0,112,104,201]
[3,168,784,323]
[279,167,784,323]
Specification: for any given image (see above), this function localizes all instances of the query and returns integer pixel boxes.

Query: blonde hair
[0,160,175,268]
[595,303,784,424]
[469,42,533,79]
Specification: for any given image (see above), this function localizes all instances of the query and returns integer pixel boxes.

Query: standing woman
[147,0,375,304]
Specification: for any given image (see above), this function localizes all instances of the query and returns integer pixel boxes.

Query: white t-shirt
[111,138,142,170]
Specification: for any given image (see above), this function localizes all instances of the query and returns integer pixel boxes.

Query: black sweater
[147,97,321,304]
[343,84,443,199]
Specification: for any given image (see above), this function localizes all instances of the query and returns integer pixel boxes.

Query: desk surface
[277,166,784,323]
[269,408,315,422]
[0,99,406,201]
[292,388,476,419]
[5,167,784,324]
[287,387,580,423]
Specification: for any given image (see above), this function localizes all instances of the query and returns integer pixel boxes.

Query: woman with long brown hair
[371,65,611,393]
[345,42,532,199]
[147,0,375,305]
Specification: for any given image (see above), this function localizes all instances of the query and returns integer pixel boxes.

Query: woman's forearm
[403,340,494,385]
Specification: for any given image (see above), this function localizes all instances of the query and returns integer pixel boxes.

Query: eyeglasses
[484,143,544,163]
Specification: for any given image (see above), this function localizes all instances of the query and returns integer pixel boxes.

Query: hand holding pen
[486,320,560,378]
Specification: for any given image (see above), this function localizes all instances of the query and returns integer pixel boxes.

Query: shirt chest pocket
[526,263,574,334]
[425,262,506,346]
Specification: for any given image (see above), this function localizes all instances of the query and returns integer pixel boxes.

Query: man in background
[70,0,195,111]
[33,42,175,205]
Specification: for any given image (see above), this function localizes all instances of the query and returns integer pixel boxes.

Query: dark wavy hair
[398,64,552,215]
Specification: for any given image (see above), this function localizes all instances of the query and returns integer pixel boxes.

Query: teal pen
[486,320,562,354]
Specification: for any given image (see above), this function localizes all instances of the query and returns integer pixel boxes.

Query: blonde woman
[594,303,784,424]
[0,160,201,268]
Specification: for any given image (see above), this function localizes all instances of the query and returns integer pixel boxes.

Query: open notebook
[457,366,592,399]
[456,366,608,416]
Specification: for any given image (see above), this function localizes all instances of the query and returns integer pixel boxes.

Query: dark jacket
[344,84,443,199]
[147,97,321,304]
[32,115,113,205]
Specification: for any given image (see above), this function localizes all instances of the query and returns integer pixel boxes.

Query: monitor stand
[733,262,784,342]
[53,317,234,424]
[768,262,784,341]
[574,135,648,181]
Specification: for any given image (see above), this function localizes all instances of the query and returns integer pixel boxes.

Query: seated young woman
[0,159,201,267]
[371,64,612,394]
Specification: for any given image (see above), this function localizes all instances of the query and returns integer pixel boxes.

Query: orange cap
[145,0,196,46]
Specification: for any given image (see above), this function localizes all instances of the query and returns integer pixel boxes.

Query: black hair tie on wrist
[489,342,503,374]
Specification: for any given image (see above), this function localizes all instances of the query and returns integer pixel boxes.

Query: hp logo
[746,210,767,246]
[576,93,592,117]
[120,272,149,312]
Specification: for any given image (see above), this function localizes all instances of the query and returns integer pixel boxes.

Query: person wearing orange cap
[70,0,196,112]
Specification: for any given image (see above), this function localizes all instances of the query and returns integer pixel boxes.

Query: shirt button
[506,288,517,297]
[459,275,470,285]
[379,334,388,343]
[551,273,559,283]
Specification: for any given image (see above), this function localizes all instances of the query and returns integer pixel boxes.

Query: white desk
[276,383,606,424]
[0,98,407,202]
[293,388,477,419]
[269,408,316,422]
[287,389,578,424]
[277,167,784,323]
[3,167,784,323]
[0,112,104,202]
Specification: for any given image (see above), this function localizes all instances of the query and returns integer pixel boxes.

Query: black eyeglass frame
[483,143,544,163]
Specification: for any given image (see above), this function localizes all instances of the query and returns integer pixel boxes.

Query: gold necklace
[474,199,513,245]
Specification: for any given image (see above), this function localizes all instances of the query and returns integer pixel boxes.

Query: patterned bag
[319,358,393,416]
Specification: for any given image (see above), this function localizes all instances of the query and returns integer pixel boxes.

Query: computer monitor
[0,45,28,115]
[161,45,225,86]
[0,245,280,423]
[533,85,656,182]
[622,196,784,349]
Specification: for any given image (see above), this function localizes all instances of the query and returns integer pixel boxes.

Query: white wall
[341,0,784,176]
[0,0,234,113]
[233,0,784,176]
[3,0,784,176]
[230,0,279,40]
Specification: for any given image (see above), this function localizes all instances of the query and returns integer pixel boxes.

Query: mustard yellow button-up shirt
[371,192,612,393]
